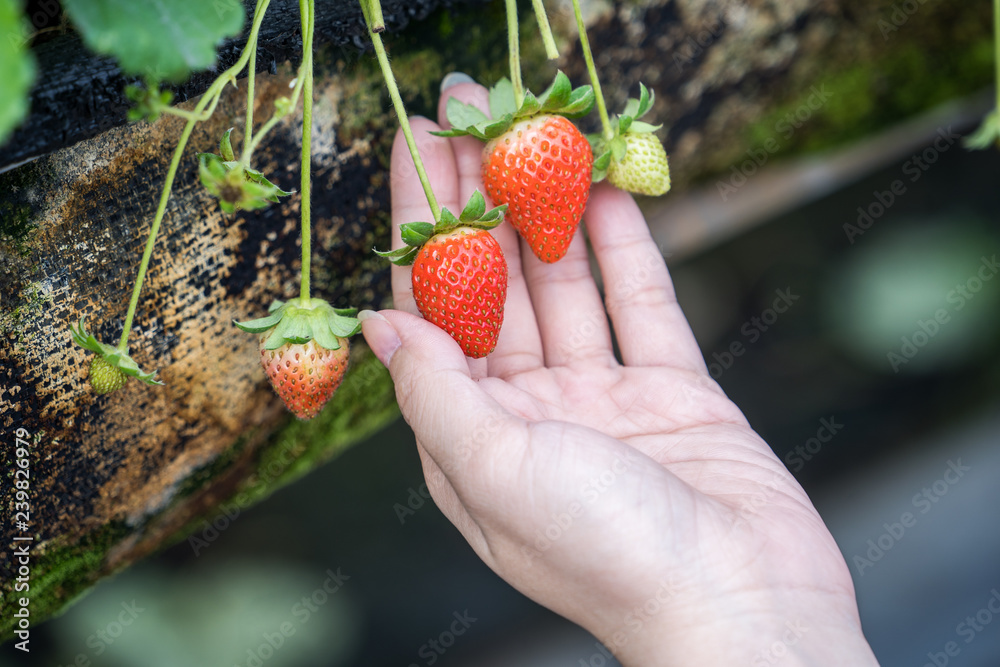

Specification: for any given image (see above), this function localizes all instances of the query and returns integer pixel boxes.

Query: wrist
[585,588,879,667]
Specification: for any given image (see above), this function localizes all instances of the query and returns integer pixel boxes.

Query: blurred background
[4,2,1000,667]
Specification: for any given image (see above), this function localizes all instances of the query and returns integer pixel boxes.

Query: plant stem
[571,0,612,139]
[995,0,999,112]
[116,0,272,350]
[240,1,261,166]
[299,0,315,302]
[362,0,442,222]
[531,0,559,60]
[505,0,524,108]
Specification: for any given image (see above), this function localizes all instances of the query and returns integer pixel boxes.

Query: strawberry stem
[571,0,613,140]
[994,0,999,114]
[116,0,273,351]
[530,0,559,60]
[238,0,264,168]
[505,0,525,108]
[362,0,442,222]
[299,0,315,301]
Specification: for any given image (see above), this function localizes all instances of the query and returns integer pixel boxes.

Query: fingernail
[357,309,387,323]
[441,72,475,92]
[358,310,401,366]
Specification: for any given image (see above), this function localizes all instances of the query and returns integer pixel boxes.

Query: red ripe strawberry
[411,227,507,358]
[377,190,509,358]
[483,115,593,263]
[259,336,349,420]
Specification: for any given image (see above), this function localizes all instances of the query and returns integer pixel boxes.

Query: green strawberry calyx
[198,128,294,214]
[374,190,507,267]
[434,71,594,142]
[234,298,361,352]
[70,318,163,387]
[588,83,663,183]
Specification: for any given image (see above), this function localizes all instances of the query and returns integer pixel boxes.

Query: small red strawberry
[378,190,509,358]
[259,336,350,420]
[235,299,361,420]
[483,115,593,262]
[412,227,507,357]
[436,72,596,264]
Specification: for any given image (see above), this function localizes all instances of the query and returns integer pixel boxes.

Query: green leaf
[560,87,595,118]
[220,128,236,161]
[233,310,284,334]
[539,71,572,110]
[489,78,517,119]
[610,136,628,162]
[62,0,245,82]
[400,222,434,246]
[438,207,460,229]
[964,110,1000,151]
[459,191,487,222]
[0,0,35,146]
[446,96,491,130]
[629,121,662,134]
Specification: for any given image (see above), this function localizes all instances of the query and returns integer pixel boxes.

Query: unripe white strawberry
[607,132,671,197]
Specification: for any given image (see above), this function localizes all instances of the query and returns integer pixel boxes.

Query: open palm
[359,81,877,665]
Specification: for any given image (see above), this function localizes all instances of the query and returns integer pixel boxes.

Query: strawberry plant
[361,0,510,357]
[563,0,672,197]
[437,0,595,263]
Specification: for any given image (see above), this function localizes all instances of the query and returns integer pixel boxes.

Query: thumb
[358,310,514,468]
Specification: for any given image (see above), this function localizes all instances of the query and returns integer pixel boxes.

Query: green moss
[168,347,398,545]
[1,521,132,640]
[743,25,993,160]
[243,347,398,504]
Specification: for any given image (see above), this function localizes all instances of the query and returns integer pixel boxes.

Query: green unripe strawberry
[89,356,127,394]
[607,132,671,197]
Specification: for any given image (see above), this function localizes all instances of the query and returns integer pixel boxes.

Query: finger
[522,226,616,367]
[361,309,528,501]
[389,118,461,315]
[438,78,544,378]
[585,183,707,371]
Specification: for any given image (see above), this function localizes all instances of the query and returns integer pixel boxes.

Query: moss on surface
[744,12,993,161]
[0,521,132,639]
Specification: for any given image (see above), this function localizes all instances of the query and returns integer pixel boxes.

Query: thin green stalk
[299,0,315,301]
[505,0,524,108]
[995,0,999,112]
[571,0,612,140]
[363,0,442,221]
[117,0,272,350]
[530,0,559,60]
[240,5,260,166]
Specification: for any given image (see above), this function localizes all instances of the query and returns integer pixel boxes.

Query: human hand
[359,78,879,666]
